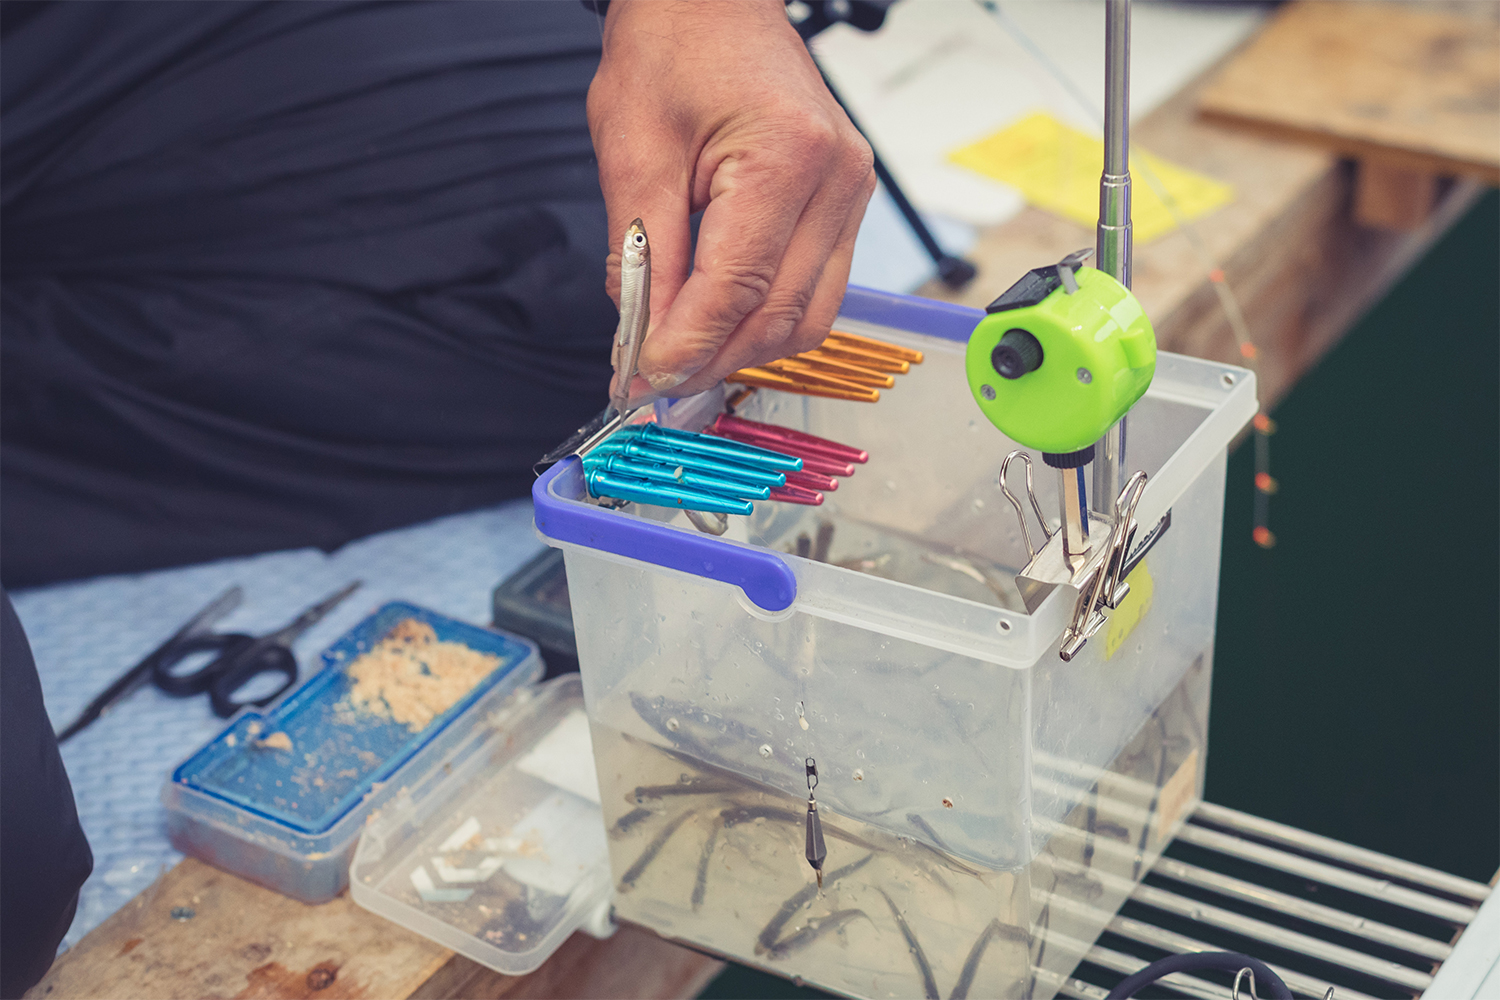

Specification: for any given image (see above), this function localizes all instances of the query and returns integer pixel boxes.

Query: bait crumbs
[343,619,501,733]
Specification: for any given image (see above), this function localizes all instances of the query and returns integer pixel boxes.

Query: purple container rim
[531,284,984,612]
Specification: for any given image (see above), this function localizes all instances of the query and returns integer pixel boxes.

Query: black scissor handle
[207,642,298,718]
[150,633,255,697]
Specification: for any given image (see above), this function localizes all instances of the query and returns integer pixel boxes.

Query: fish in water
[767,909,870,960]
[691,814,725,912]
[754,854,874,956]
[632,777,740,802]
[950,918,1029,999]
[905,812,988,882]
[876,887,939,1000]
[618,806,698,891]
[721,804,881,853]
[610,806,654,839]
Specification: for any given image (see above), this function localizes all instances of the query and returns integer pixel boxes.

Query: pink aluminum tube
[767,485,825,506]
[785,469,839,492]
[710,415,868,464]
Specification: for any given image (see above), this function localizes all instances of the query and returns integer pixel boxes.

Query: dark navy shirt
[2,1,617,587]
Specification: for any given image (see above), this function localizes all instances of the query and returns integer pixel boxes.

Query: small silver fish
[767,909,870,959]
[876,887,940,1000]
[611,218,651,418]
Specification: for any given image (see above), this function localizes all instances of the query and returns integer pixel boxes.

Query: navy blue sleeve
[1,2,618,587]
[0,588,93,998]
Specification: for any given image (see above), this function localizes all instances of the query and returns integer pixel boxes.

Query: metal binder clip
[999,452,1054,562]
[1059,470,1147,661]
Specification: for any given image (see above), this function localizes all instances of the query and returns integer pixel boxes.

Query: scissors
[56,581,361,742]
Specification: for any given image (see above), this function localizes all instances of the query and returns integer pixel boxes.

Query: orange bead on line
[1252,526,1276,548]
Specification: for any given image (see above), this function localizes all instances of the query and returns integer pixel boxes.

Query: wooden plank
[1355,160,1439,230]
[917,63,1487,411]
[26,859,451,1000]
[1197,1,1500,184]
[405,927,723,1000]
[25,859,722,1000]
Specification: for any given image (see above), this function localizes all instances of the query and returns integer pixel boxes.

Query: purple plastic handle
[533,457,799,612]
[530,286,984,614]
[836,285,983,344]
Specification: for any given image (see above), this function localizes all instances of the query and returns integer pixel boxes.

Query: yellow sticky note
[948,112,1233,242]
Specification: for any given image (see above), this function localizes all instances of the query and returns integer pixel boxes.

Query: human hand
[588,0,876,405]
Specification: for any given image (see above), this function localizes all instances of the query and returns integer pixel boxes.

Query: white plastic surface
[350,676,613,975]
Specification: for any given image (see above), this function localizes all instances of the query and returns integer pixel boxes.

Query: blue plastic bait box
[162,602,541,904]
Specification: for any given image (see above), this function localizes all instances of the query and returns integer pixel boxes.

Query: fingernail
[645,370,686,391]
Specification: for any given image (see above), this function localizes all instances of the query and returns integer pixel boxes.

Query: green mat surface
[700,191,1500,999]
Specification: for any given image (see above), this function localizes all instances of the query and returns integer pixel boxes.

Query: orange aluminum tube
[780,354,895,389]
[726,367,880,403]
[828,330,924,364]
[758,361,882,396]
[805,344,909,374]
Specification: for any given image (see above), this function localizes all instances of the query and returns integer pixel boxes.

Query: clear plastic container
[350,674,615,975]
[162,602,542,904]
[532,287,1256,998]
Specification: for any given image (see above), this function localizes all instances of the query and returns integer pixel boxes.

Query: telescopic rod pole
[1092,0,1132,519]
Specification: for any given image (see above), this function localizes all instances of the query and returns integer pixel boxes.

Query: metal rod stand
[1092,0,1132,517]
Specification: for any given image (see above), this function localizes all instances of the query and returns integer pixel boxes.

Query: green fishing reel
[966,251,1156,456]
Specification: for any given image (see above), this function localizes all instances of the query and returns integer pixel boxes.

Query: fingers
[588,78,696,402]
[632,142,822,397]
[655,151,875,400]
[783,164,876,351]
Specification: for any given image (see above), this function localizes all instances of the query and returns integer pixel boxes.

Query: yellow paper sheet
[948,112,1233,242]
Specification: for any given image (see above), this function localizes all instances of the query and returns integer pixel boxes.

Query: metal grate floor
[1040,802,1489,1000]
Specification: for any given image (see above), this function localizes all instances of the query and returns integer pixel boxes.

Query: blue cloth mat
[11,499,545,951]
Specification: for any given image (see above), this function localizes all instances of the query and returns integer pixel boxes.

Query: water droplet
[759,744,773,758]
[855,748,865,758]
[666,717,680,732]
[853,769,864,781]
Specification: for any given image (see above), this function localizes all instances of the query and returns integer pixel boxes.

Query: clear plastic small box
[162,602,541,904]
[350,674,614,974]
